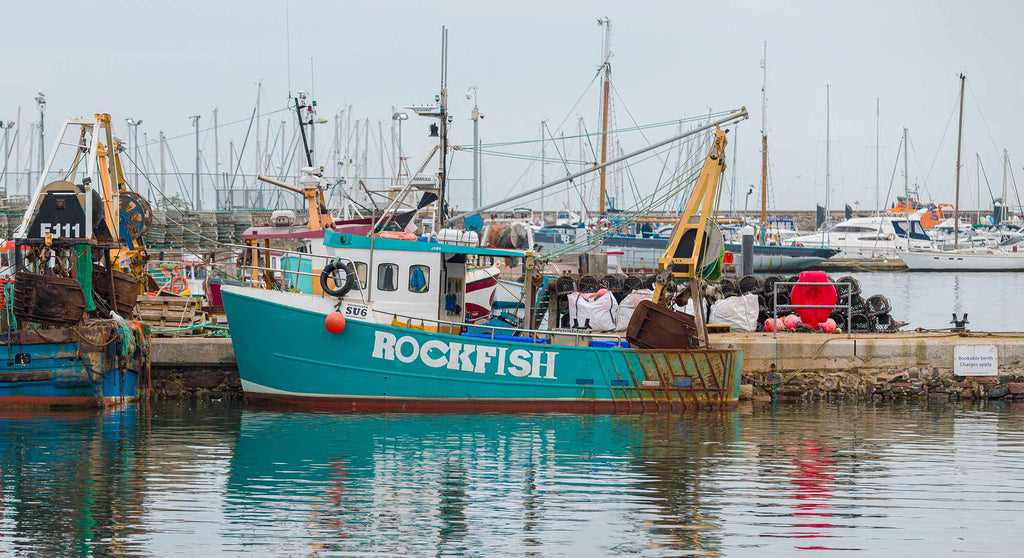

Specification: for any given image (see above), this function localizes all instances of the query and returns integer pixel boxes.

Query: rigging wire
[925,88,963,186]
[139,107,291,148]
[966,79,1007,162]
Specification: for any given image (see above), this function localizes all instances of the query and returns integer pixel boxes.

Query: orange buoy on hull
[325,312,347,334]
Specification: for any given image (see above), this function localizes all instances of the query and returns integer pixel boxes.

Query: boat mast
[976,153,981,225]
[954,73,965,249]
[598,17,611,215]
[760,42,768,227]
[436,26,449,230]
[1002,148,1009,222]
[825,84,831,227]
[540,120,546,219]
[903,127,909,240]
[875,98,880,214]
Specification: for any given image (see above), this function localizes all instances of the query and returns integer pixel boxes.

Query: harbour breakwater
[148,332,1024,403]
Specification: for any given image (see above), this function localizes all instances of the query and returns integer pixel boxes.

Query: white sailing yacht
[899,74,1024,271]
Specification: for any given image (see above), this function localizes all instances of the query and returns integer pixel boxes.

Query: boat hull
[221,286,742,412]
[899,250,1024,271]
[0,324,145,408]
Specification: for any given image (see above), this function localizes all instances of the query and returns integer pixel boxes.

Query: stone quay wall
[150,332,1024,404]
[715,332,1024,403]
[150,338,242,400]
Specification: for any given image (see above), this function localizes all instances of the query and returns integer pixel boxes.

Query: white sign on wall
[954,345,998,376]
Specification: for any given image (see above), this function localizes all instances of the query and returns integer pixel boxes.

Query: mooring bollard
[741,225,755,277]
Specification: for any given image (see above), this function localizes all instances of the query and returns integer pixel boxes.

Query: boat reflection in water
[1,403,1023,556]
[0,408,148,556]
[224,411,742,556]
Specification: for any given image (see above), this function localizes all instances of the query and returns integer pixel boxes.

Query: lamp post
[1,121,13,193]
[125,117,142,187]
[34,92,45,186]
[391,111,408,180]
[466,86,482,209]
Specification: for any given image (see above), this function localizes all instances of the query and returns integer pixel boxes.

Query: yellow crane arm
[651,127,729,305]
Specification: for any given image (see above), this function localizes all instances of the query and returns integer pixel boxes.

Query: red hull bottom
[244,392,736,414]
[0,395,138,409]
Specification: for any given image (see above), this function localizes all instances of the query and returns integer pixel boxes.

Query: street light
[34,92,45,185]
[125,117,143,187]
[1,121,14,194]
[466,86,483,209]
[392,111,408,178]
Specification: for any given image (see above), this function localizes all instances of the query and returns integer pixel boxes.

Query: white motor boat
[789,216,932,260]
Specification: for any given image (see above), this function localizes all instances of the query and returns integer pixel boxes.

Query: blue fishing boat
[0,114,151,407]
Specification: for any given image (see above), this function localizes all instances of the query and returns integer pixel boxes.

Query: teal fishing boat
[221,281,740,412]
[222,104,749,412]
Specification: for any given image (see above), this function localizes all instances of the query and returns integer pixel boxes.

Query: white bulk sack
[567,291,620,332]
[709,293,760,332]
[614,289,653,331]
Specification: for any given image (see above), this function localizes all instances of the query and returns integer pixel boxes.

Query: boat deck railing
[227,242,632,347]
[383,309,626,346]
[225,243,371,306]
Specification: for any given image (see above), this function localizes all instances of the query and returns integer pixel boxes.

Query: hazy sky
[2,0,1021,213]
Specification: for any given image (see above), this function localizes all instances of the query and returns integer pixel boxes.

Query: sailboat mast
[954,73,965,249]
[825,84,831,226]
[875,98,880,213]
[1002,148,1009,221]
[903,127,909,233]
[760,41,768,226]
[598,17,611,215]
[976,153,981,225]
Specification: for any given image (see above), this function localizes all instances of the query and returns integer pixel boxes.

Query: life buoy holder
[320,259,356,297]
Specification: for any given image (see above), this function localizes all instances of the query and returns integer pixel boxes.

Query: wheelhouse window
[354,262,368,290]
[377,264,398,291]
[409,265,430,293]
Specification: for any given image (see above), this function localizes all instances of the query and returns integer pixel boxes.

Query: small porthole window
[409,265,430,293]
[377,264,398,291]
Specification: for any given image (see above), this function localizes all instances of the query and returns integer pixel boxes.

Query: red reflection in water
[788,440,837,550]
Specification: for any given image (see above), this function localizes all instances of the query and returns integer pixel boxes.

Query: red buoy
[821,318,837,333]
[782,314,801,330]
[790,271,837,327]
[764,318,783,332]
[325,312,347,334]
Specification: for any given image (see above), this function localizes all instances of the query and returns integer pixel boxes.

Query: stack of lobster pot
[865,294,896,332]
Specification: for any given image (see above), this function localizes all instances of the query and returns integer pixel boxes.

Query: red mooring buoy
[325,312,347,334]
[790,271,837,327]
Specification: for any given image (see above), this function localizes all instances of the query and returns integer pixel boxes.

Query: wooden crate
[134,294,197,330]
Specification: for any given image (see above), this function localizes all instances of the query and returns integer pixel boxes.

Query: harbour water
[2,401,1023,556]
[854,272,1024,331]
